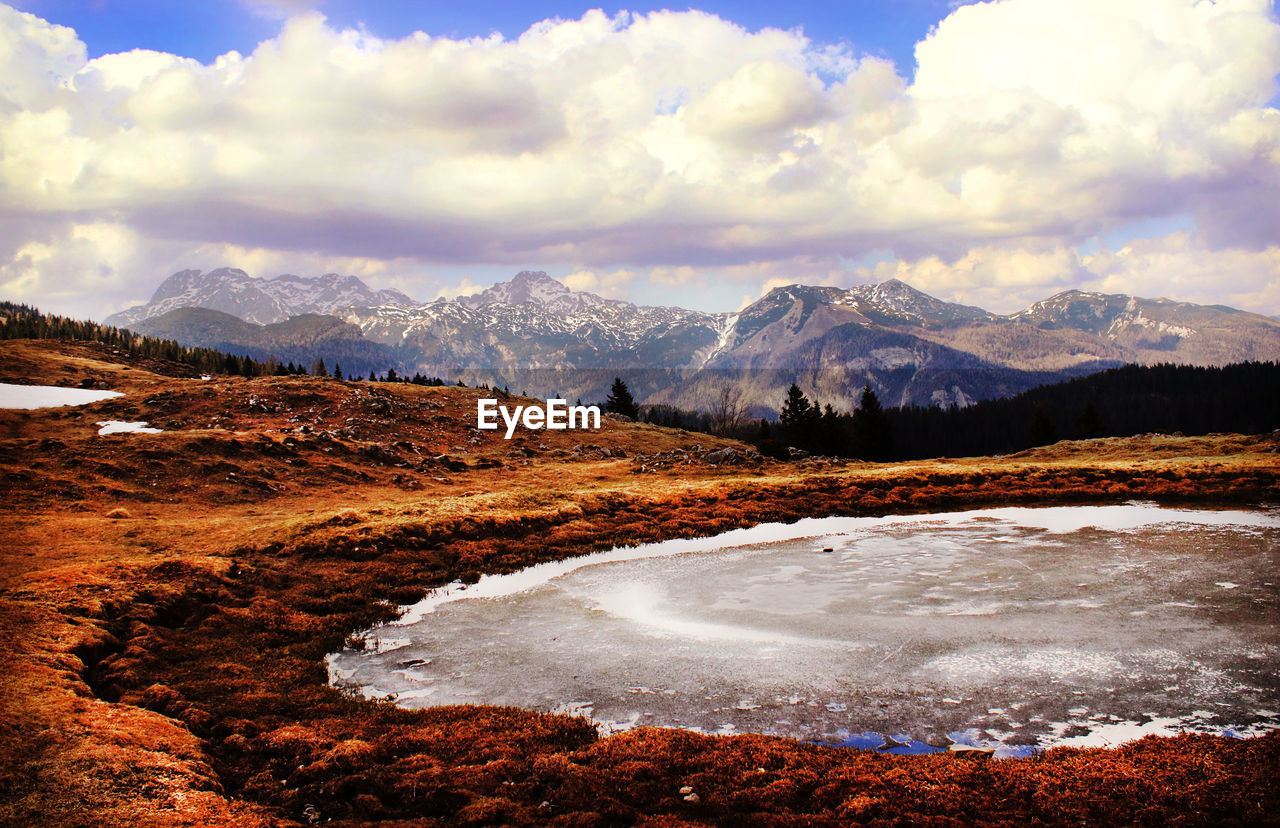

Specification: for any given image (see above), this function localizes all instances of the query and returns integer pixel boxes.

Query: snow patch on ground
[0,382,122,409]
[96,420,162,435]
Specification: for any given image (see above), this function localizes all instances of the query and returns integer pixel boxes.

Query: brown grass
[1,338,1278,826]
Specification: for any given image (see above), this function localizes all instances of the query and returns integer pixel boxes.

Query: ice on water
[328,505,1280,753]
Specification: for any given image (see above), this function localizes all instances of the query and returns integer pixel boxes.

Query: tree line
[606,360,1278,461]
[884,361,1279,459]
[605,376,895,460]
[768,383,894,460]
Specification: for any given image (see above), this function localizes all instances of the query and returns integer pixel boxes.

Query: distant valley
[106,268,1280,416]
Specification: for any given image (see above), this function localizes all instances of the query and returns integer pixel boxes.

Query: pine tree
[778,384,813,429]
[1076,400,1104,438]
[820,402,842,455]
[311,357,326,377]
[1029,401,1057,446]
[333,363,344,380]
[604,377,640,419]
[851,385,893,461]
[778,384,820,450]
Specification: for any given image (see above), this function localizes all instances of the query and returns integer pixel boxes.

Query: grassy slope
[1,338,1278,826]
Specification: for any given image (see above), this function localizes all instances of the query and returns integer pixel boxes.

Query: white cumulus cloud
[0,0,1277,318]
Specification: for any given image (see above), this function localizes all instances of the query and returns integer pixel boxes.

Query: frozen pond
[328,505,1280,756]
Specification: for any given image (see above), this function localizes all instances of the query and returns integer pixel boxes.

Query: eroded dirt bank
[2,339,1279,826]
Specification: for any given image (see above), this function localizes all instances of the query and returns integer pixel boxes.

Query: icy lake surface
[328,505,1280,756]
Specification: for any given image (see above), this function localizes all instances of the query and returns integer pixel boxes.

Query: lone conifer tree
[605,377,640,419]
[779,384,819,449]
[333,363,344,380]
[779,384,813,429]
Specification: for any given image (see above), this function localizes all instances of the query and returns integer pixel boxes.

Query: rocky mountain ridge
[106,268,414,327]
[113,268,1280,415]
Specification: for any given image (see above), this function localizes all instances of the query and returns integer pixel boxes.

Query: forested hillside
[754,362,1280,461]
[0,302,430,383]
[886,362,1280,459]
[1,301,273,378]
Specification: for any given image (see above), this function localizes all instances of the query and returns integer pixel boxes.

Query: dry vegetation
[1,338,1278,826]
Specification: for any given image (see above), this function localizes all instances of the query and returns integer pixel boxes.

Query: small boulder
[704,447,739,465]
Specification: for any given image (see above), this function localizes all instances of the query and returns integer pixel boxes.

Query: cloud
[431,275,485,301]
[0,220,148,311]
[645,266,702,287]
[0,5,84,108]
[1082,233,1280,316]
[1,0,1278,316]
[854,234,1280,315]
[0,216,439,318]
[854,243,1089,312]
[562,268,639,299]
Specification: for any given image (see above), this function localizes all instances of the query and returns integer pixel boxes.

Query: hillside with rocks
[2,336,1277,826]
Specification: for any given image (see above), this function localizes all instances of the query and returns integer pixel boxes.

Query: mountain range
[105,268,1280,416]
[106,269,414,327]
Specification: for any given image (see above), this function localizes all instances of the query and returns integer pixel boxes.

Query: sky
[2,0,1280,320]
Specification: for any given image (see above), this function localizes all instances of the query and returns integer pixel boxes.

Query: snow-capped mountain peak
[845,279,994,325]
[459,270,607,312]
[105,268,414,328]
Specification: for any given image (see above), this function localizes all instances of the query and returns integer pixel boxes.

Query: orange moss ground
[1,338,1278,826]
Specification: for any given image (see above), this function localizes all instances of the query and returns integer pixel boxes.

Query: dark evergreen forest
[884,361,1280,459]
[741,362,1280,461]
[636,362,1279,461]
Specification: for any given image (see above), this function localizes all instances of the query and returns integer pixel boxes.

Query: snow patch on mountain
[104,267,1280,411]
[846,279,993,324]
